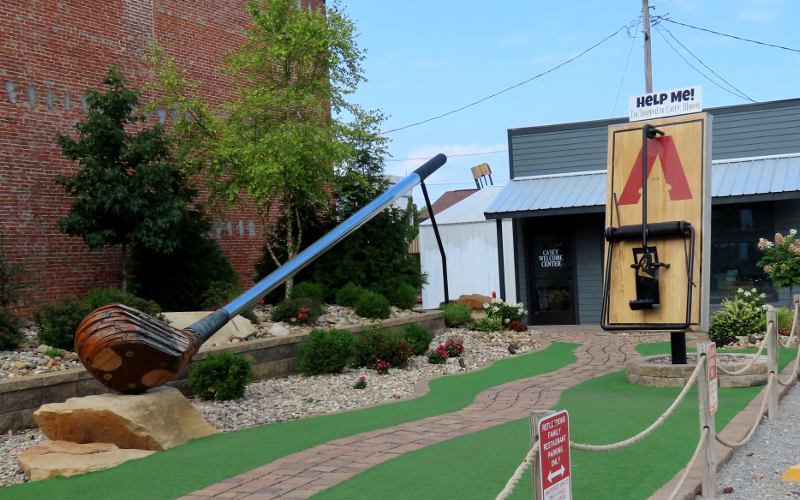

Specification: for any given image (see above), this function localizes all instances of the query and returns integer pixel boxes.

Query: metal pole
[767,307,779,419]
[421,181,449,304]
[671,331,687,364]
[696,341,717,499]
[642,0,653,93]
[496,219,506,301]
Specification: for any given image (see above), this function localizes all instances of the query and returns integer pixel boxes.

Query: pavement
[181,326,670,499]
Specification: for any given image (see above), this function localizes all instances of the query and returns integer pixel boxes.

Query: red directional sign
[538,410,572,500]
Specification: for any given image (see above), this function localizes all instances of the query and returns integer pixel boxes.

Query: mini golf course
[1,342,579,499]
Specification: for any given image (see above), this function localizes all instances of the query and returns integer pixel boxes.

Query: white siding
[420,220,516,308]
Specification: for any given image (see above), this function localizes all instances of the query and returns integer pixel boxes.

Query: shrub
[444,338,464,358]
[353,326,411,369]
[353,374,367,389]
[508,320,528,332]
[45,347,65,358]
[375,358,391,374]
[297,328,354,375]
[469,316,504,332]
[758,230,800,290]
[398,323,433,356]
[386,283,418,310]
[335,283,366,307]
[777,306,793,336]
[290,282,326,304]
[34,297,90,350]
[484,298,526,326]
[0,248,23,307]
[271,297,323,325]
[188,351,253,400]
[355,291,390,319]
[0,307,23,351]
[709,297,765,346]
[427,344,449,364]
[84,287,163,319]
[200,280,241,310]
[442,303,471,327]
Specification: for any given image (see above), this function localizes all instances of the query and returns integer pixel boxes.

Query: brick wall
[0,1,304,309]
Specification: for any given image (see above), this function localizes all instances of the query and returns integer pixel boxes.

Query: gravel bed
[711,381,800,499]
[0,326,537,487]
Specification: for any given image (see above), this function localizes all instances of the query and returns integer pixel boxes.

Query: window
[710,203,775,303]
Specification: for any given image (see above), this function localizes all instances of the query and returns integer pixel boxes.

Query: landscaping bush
[386,283,418,310]
[0,307,23,350]
[777,306,793,336]
[353,326,411,369]
[709,290,766,346]
[508,320,528,332]
[484,297,526,326]
[290,282,326,304]
[84,287,163,318]
[297,328,354,375]
[442,303,471,327]
[271,297,323,325]
[335,282,366,307]
[444,338,464,358]
[469,316,504,332]
[188,351,253,400]
[354,291,390,319]
[398,323,433,356]
[34,297,90,349]
[199,280,258,325]
[427,344,449,364]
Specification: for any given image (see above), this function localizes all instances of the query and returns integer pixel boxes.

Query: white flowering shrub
[483,298,527,325]
[709,288,766,346]
[758,229,800,289]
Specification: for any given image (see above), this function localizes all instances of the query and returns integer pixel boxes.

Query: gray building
[485,98,800,325]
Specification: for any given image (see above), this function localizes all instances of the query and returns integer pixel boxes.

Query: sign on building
[629,86,703,121]
[537,410,572,500]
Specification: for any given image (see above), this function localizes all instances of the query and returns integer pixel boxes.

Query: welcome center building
[485,98,800,326]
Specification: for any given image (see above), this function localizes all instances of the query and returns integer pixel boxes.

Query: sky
[337,0,800,205]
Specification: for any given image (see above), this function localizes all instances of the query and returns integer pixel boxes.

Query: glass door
[529,231,576,324]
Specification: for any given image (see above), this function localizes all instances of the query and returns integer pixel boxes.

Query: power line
[654,25,753,102]
[657,25,756,102]
[611,21,641,116]
[385,149,508,162]
[379,24,631,135]
[663,18,800,54]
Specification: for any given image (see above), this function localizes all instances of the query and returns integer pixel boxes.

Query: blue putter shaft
[187,153,447,341]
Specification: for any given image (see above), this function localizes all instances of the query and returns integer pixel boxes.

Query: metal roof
[485,153,800,219]
[420,185,504,225]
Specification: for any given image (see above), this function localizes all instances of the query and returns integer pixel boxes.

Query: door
[529,230,576,324]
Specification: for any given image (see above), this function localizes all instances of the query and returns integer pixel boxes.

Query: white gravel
[712,381,800,499]
[0,326,537,487]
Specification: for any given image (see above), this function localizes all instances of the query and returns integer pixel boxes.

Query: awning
[485,153,800,219]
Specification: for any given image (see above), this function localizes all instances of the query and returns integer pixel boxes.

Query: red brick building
[0,1,306,309]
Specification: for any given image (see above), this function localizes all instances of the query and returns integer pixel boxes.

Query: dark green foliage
[84,288,163,318]
[188,351,253,400]
[354,291,390,319]
[271,297,323,325]
[34,297,89,349]
[56,67,195,290]
[297,328,354,375]
[200,280,241,310]
[709,298,765,346]
[0,307,23,350]
[442,303,471,327]
[131,210,239,312]
[290,282,326,303]
[385,283,418,310]
[398,323,433,356]
[353,326,411,369]
[0,248,23,307]
[335,283,366,307]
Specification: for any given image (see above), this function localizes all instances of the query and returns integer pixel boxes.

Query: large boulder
[18,441,154,481]
[452,294,493,311]
[162,311,256,347]
[34,386,218,450]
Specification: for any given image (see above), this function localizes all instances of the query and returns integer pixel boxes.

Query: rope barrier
[779,302,799,348]
[571,361,703,452]
[717,335,767,376]
[715,372,774,449]
[495,441,538,500]
[666,427,709,500]
[777,343,800,387]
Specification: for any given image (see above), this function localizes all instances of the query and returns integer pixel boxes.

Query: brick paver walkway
[183,327,669,499]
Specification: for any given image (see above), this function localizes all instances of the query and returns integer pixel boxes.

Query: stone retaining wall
[0,311,444,433]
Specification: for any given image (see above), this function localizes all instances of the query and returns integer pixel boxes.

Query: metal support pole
[766,307,779,419]
[696,341,717,499]
[496,219,506,301]
[420,181,449,304]
[671,331,687,364]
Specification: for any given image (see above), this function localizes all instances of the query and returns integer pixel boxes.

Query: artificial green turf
[317,342,797,500]
[2,342,579,500]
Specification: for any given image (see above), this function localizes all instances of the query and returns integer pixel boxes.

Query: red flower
[491,291,497,298]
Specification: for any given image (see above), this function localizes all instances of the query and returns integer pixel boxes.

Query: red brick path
[182,327,669,499]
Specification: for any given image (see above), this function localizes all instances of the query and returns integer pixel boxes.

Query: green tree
[152,0,381,297]
[57,67,194,291]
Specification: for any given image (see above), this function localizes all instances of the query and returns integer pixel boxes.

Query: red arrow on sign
[618,136,693,205]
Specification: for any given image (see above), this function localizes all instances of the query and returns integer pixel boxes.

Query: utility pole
[642,0,653,92]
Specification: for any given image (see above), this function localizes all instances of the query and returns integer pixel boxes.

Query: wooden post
[696,341,717,499]
[531,411,554,500]
[766,307,779,419]
[642,0,653,93]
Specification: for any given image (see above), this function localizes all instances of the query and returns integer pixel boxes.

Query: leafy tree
[151,0,381,297]
[56,67,194,291]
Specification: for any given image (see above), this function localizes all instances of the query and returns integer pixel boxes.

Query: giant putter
[75,154,447,393]
[601,113,711,361]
